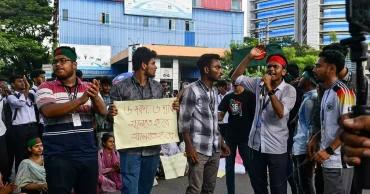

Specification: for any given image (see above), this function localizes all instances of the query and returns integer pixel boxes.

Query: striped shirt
[36,78,97,161]
[178,79,221,156]
[320,81,355,168]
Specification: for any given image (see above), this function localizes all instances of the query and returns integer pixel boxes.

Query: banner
[124,0,192,19]
[113,98,179,149]
[160,153,187,179]
[232,44,283,68]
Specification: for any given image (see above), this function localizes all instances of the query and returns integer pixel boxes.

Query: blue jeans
[44,156,98,194]
[225,142,251,194]
[120,153,160,194]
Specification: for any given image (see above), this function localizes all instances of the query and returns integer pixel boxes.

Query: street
[152,174,370,194]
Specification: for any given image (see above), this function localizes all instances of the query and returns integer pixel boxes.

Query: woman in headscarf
[98,133,122,194]
[14,137,47,194]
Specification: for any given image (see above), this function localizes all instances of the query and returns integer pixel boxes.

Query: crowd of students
[0,43,369,194]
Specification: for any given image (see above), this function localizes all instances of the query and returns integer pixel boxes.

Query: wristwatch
[267,90,276,96]
[325,146,335,155]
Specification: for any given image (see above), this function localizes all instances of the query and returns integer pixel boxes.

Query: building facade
[53,0,244,78]
[246,0,369,49]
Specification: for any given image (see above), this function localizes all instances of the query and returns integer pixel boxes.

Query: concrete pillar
[154,58,161,82]
[173,58,179,90]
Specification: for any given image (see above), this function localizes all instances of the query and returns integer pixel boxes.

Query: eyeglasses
[53,58,71,65]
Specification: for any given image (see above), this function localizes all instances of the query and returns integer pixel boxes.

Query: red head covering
[266,55,287,67]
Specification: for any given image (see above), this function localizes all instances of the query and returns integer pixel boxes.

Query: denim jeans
[120,153,160,194]
[225,142,250,194]
[44,156,98,194]
[293,154,315,194]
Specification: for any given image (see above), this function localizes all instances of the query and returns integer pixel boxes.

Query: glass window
[323,22,349,31]
[143,17,149,27]
[257,17,294,28]
[323,0,345,4]
[256,0,294,9]
[62,9,68,21]
[231,0,241,11]
[169,19,175,30]
[100,13,110,24]
[323,8,345,18]
[185,21,195,32]
[193,0,201,7]
[256,7,294,19]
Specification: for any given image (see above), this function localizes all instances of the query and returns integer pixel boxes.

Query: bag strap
[12,93,21,121]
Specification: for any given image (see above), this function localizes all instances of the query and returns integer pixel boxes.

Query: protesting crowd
[0,43,369,194]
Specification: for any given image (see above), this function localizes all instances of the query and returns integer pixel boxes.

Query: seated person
[14,137,47,194]
[98,133,122,193]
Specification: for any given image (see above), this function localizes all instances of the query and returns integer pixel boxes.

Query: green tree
[0,0,53,76]
[329,31,338,43]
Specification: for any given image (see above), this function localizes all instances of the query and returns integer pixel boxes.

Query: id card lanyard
[198,80,215,113]
[62,77,81,126]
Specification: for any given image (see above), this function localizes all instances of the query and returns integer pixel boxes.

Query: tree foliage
[221,36,321,78]
[0,0,53,76]
[329,31,338,43]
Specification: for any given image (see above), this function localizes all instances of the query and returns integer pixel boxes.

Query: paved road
[152,174,370,194]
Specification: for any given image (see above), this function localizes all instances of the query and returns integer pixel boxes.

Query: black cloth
[11,124,38,173]
[293,154,315,194]
[218,124,227,138]
[45,156,98,194]
[218,90,255,143]
[249,149,288,194]
[287,81,303,131]
[0,134,9,183]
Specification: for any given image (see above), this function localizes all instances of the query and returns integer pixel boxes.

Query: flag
[232,44,284,68]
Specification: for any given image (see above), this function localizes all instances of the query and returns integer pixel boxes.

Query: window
[169,19,175,30]
[100,13,110,24]
[62,9,68,21]
[192,0,201,7]
[231,0,241,11]
[185,21,195,32]
[143,17,149,27]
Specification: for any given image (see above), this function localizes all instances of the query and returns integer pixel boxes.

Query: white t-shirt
[320,81,355,168]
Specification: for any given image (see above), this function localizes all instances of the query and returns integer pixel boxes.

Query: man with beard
[179,54,230,194]
[30,69,46,140]
[95,76,113,149]
[109,47,180,194]
[292,66,317,194]
[311,50,355,194]
[231,46,296,194]
[36,46,107,194]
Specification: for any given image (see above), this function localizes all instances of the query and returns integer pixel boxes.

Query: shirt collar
[55,77,82,86]
[303,89,317,98]
[342,68,352,83]
[32,85,38,90]
[197,79,216,91]
[276,79,287,91]
[131,76,152,87]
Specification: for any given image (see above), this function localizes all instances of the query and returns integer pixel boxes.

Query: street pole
[266,18,270,44]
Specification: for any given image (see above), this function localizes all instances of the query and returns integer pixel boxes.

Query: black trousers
[11,124,38,173]
[249,148,288,194]
[218,124,227,138]
[0,134,9,183]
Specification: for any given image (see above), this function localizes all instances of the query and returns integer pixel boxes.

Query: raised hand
[248,45,266,59]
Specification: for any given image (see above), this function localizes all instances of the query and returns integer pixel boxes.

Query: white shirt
[30,85,43,124]
[0,97,7,136]
[7,91,37,125]
[218,93,228,124]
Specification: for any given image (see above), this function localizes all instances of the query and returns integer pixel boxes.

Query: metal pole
[266,18,270,44]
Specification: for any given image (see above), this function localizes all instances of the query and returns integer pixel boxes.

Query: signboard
[42,64,53,78]
[125,0,192,19]
[61,44,111,70]
[128,44,142,62]
[113,98,179,149]
[160,68,173,79]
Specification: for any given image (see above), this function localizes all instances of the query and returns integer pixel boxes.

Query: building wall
[306,0,320,49]
[58,0,244,57]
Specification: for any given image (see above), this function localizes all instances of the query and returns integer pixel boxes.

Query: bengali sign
[113,98,179,149]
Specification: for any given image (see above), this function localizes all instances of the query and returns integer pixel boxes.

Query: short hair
[216,80,227,88]
[303,65,315,78]
[196,54,221,75]
[266,54,288,69]
[94,76,101,81]
[132,47,157,71]
[100,76,112,86]
[101,133,114,147]
[30,69,46,79]
[160,80,167,84]
[319,50,345,75]
[286,63,299,79]
[228,68,245,78]
[76,70,83,78]
[322,43,349,58]
[9,75,22,84]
